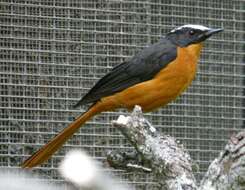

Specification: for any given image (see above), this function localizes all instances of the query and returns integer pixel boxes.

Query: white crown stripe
[171,25,209,33]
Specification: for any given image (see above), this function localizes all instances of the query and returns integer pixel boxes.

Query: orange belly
[101,43,203,112]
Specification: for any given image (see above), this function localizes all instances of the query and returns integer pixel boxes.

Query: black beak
[204,28,223,38]
[196,28,223,43]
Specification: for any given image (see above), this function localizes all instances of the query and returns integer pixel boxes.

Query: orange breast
[101,43,203,112]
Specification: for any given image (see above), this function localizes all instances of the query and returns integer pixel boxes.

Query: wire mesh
[0,0,244,189]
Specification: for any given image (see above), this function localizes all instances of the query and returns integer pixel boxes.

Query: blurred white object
[0,150,130,190]
[59,150,98,187]
[0,169,61,190]
[59,150,131,190]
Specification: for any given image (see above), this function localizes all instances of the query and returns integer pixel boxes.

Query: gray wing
[74,38,177,107]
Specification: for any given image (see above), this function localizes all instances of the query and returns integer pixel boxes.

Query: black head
[166,25,223,47]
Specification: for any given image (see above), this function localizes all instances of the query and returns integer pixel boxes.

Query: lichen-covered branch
[107,150,152,173]
[107,105,245,190]
[108,106,197,190]
[199,131,245,190]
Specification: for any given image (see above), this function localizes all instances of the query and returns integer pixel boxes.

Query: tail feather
[21,102,109,168]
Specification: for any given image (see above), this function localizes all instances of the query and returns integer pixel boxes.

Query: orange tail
[21,100,115,168]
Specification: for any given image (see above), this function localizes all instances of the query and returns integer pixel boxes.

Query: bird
[22,24,223,168]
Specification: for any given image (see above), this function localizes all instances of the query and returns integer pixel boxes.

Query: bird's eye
[189,30,195,35]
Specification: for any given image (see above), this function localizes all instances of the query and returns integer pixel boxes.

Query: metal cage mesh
[0,0,244,189]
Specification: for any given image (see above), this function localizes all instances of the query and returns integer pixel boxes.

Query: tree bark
[107,106,245,190]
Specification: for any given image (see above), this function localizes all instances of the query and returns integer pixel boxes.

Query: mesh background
[0,0,244,189]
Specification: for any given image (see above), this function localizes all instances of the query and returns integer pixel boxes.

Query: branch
[107,105,245,190]
[200,131,245,190]
[108,106,197,190]
[107,150,152,173]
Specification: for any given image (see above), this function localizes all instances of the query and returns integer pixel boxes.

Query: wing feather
[74,38,177,107]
